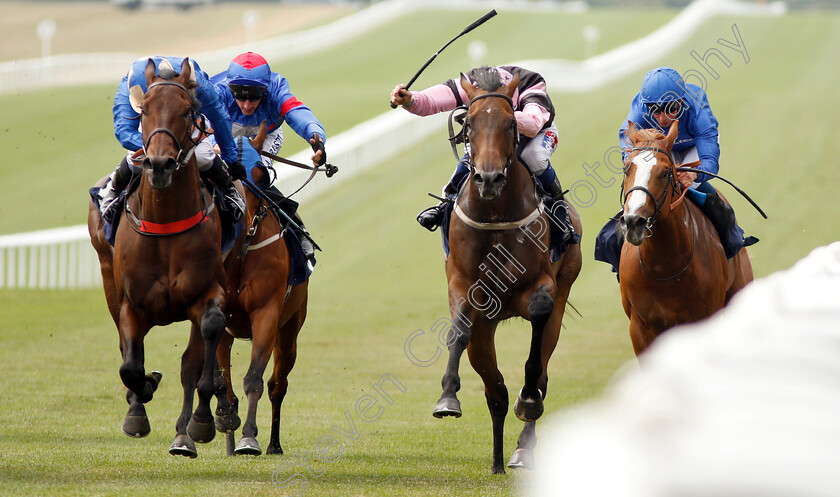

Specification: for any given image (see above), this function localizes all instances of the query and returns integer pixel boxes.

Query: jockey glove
[311,133,327,166]
[227,160,247,181]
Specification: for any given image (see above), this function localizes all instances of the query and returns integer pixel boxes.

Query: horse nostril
[491,172,506,185]
[473,173,485,185]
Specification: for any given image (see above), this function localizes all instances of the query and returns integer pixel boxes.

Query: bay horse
[88,58,227,457]
[212,125,309,457]
[433,74,582,474]
[619,121,752,355]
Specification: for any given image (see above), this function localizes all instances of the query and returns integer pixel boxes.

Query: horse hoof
[187,418,216,444]
[148,371,163,389]
[234,437,262,456]
[433,397,462,418]
[513,389,544,422]
[507,448,534,469]
[122,415,151,438]
[169,434,197,458]
[491,464,506,475]
[266,443,284,455]
[215,412,241,434]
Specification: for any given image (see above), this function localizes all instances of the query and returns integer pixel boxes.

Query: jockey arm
[193,71,238,165]
[691,124,720,184]
[271,77,326,166]
[113,76,144,152]
[394,82,550,138]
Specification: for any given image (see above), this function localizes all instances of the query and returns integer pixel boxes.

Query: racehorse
[212,125,309,457]
[88,58,227,458]
[619,121,753,355]
[433,73,582,474]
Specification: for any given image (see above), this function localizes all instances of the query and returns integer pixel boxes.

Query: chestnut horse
[433,74,582,473]
[212,127,309,457]
[88,59,227,458]
[619,121,752,355]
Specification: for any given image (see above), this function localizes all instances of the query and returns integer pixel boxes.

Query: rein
[257,149,338,201]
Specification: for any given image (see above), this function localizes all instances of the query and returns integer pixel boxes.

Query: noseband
[142,80,201,169]
[457,92,520,177]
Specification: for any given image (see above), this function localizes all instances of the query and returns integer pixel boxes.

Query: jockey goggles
[646,100,682,115]
[229,84,267,101]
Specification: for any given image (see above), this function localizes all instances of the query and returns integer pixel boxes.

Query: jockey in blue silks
[208,51,327,258]
[97,56,245,223]
[595,67,756,274]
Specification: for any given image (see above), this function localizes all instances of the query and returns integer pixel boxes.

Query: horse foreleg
[117,306,161,437]
[465,320,507,474]
[433,292,475,418]
[187,294,226,446]
[509,286,569,469]
[214,330,241,447]
[266,308,305,455]
[629,311,656,356]
[514,288,554,423]
[234,306,280,456]
[169,323,203,458]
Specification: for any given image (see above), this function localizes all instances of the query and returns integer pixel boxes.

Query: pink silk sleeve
[515,103,551,138]
[404,83,465,116]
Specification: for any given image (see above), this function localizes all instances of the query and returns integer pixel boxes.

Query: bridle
[623,145,694,281]
[621,146,687,234]
[449,92,520,177]
[142,81,203,169]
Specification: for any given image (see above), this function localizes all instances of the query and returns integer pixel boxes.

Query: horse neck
[462,160,536,222]
[137,162,204,223]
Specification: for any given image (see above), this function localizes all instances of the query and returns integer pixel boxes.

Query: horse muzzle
[144,156,178,190]
[620,212,648,246]
[473,170,506,200]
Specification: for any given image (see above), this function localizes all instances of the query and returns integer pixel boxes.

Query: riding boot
[416,162,468,232]
[701,188,736,245]
[537,166,566,201]
[294,223,317,260]
[99,157,133,223]
[205,157,245,222]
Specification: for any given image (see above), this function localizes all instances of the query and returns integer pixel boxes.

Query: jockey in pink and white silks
[97,56,244,223]
[390,66,565,231]
[208,52,328,258]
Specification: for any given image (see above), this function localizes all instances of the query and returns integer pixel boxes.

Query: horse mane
[469,66,503,92]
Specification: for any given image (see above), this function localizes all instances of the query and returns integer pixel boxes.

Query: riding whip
[389,9,498,109]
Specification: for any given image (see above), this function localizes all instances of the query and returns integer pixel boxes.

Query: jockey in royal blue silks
[207,51,328,258]
[96,56,245,224]
[594,66,757,275]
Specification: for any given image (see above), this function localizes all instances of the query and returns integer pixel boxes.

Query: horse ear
[665,119,679,149]
[250,121,267,151]
[179,58,194,89]
[501,73,520,98]
[144,58,157,88]
[627,121,638,134]
[460,73,476,101]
